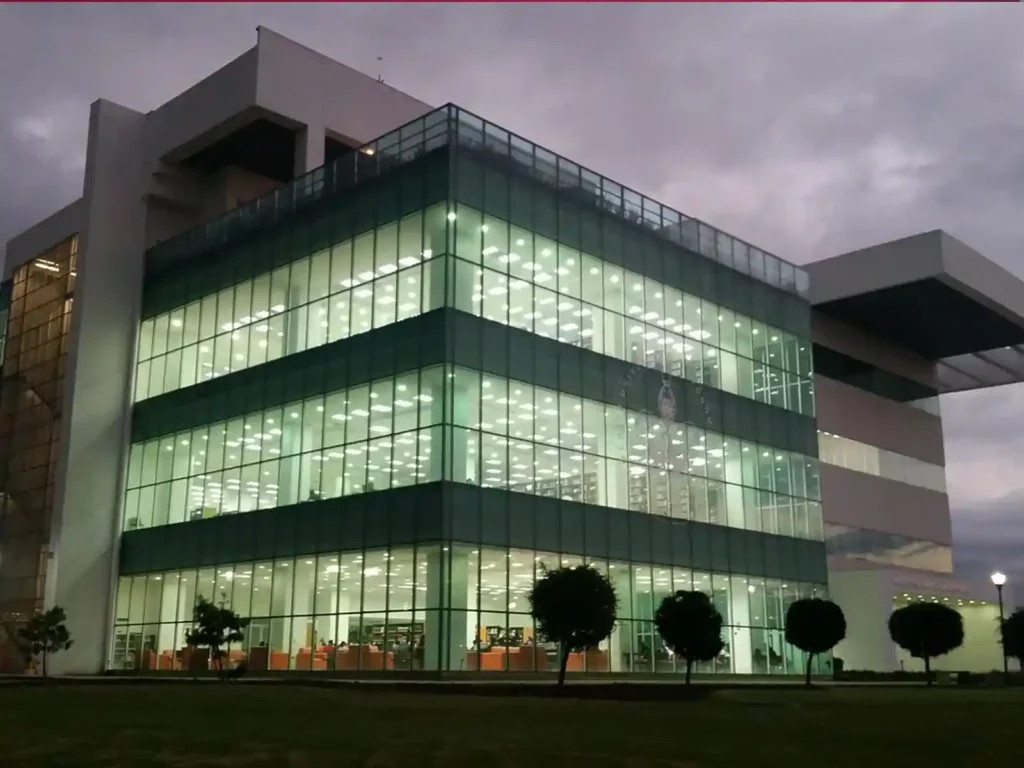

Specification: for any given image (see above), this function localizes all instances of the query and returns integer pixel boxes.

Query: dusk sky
[1,3,1021,587]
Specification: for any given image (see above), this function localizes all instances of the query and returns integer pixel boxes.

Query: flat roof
[807,230,1024,394]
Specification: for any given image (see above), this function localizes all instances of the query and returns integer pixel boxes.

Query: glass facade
[818,429,946,493]
[136,204,447,400]
[124,367,445,530]
[138,201,813,416]
[125,362,822,539]
[450,204,813,415]
[118,103,825,676]
[112,543,827,676]
[824,524,952,573]
[148,105,810,301]
[449,368,821,539]
[0,235,77,672]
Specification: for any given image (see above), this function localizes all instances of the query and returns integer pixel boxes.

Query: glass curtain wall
[136,204,448,401]
[0,235,77,671]
[112,544,827,677]
[124,362,822,541]
[448,367,822,540]
[448,204,813,416]
[136,202,815,419]
[124,367,445,530]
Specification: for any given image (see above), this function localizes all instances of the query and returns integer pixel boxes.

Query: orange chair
[269,650,290,670]
[335,648,358,670]
[508,646,549,672]
[248,646,288,671]
[566,648,608,672]
[333,645,393,671]
[295,648,328,670]
[466,649,508,671]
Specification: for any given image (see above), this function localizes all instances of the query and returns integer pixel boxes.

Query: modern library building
[2,29,1020,677]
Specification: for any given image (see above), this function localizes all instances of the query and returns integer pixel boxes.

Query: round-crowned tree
[529,566,617,685]
[888,602,964,685]
[654,590,724,685]
[784,598,847,685]
[1001,608,1024,668]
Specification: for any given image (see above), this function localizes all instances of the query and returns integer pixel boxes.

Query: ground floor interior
[112,543,829,676]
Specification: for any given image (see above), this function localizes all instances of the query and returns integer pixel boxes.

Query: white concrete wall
[831,570,1019,674]
[45,99,148,674]
[895,603,1019,674]
[821,464,953,546]
[144,48,259,162]
[254,27,434,150]
[830,570,897,672]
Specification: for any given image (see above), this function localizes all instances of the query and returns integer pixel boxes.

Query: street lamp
[991,571,1009,683]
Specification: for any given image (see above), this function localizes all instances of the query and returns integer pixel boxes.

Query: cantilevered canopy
[808,230,1024,394]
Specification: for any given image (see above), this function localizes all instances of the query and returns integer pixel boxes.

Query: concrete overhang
[144,27,433,168]
[807,230,1024,394]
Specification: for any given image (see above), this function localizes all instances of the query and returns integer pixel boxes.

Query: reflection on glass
[825,524,953,573]
[818,430,946,493]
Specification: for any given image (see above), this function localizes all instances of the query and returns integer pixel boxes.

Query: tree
[528,566,617,685]
[17,606,73,678]
[185,596,250,679]
[654,590,724,685]
[784,598,846,686]
[888,602,963,685]
[1001,608,1024,668]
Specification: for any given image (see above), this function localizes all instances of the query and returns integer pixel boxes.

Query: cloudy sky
[2,3,1022,587]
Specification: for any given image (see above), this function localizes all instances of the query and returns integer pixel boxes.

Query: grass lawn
[0,683,1020,767]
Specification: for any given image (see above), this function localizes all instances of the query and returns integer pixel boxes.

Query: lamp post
[991,571,1008,684]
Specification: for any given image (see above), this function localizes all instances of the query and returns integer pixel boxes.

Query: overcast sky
[2,3,1022,588]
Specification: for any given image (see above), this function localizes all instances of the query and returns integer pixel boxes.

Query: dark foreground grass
[0,683,1021,767]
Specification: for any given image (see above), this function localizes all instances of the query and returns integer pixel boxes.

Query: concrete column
[290,575,312,655]
[610,567,632,672]
[423,548,470,671]
[279,418,303,507]
[435,370,472,484]
[45,100,148,675]
[588,306,604,354]
[336,591,351,644]
[725,453,745,529]
[294,124,325,178]
[157,577,178,654]
[830,570,897,672]
[729,580,752,674]
[448,253,479,313]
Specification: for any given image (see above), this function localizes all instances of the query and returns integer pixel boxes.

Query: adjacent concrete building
[809,232,1023,673]
[0,28,1018,676]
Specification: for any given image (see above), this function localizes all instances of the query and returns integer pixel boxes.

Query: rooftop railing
[147,104,809,299]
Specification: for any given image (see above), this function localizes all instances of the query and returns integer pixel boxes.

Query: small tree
[654,590,724,685]
[888,602,963,685]
[185,596,249,680]
[785,598,846,686]
[1002,608,1024,669]
[17,606,73,678]
[529,566,617,685]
